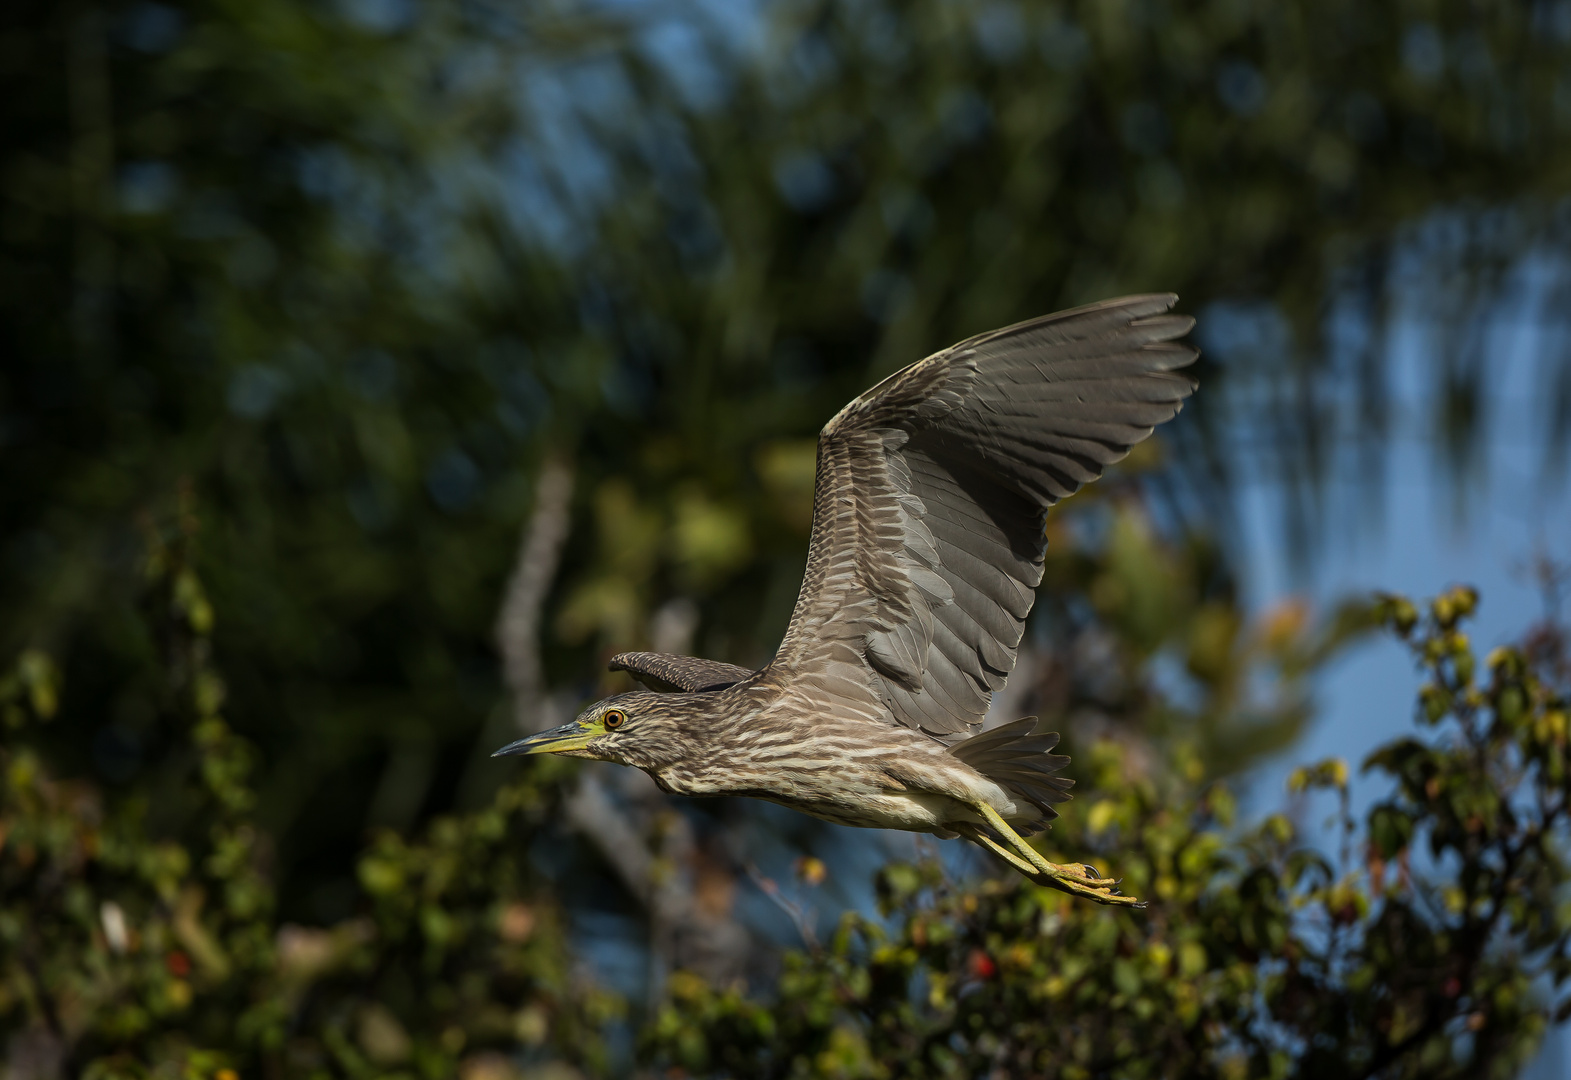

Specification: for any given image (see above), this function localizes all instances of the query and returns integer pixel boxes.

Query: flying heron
[496,294,1197,906]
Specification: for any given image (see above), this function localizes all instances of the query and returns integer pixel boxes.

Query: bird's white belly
[849,789,973,831]
[756,784,1012,835]
[651,723,1026,834]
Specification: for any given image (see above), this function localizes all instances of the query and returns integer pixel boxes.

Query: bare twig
[745,863,819,951]
[496,455,574,733]
[493,455,753,999]
[563,772,657,903]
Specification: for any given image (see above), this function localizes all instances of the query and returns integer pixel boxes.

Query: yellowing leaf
[1086,800,1118,836]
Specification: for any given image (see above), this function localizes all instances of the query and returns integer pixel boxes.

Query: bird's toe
[1082,884,1144,907]
[1059,863,1118,888]
[1039,868,1143,907]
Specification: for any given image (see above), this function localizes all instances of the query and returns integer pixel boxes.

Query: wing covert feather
[609,652,755,694]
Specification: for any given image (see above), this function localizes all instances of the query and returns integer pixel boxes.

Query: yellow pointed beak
[492,721,596,757]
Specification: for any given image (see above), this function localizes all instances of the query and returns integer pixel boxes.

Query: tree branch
[493,455,753,998]
[496,455,574,733]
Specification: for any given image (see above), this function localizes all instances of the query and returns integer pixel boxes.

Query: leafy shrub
[1,521,608,1080]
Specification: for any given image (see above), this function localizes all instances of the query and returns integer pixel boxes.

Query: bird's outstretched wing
[762,294,1197,735]
[609,652,755,693]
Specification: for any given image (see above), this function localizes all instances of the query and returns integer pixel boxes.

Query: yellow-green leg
[955,824,1039,877]
[970,803,1145,908]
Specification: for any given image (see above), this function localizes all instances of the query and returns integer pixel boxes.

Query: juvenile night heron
[496,295,1197,906]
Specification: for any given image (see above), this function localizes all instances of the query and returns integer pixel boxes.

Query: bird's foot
[1031,862,1145,908]
[968,804,1145,908]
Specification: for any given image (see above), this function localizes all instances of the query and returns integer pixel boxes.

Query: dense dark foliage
[2,517,611,1077]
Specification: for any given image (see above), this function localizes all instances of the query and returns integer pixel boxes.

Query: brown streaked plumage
[497,294,1199,906]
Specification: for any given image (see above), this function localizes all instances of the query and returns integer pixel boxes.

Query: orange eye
[603,709,626,730]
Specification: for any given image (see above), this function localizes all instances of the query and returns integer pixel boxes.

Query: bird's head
[491,691,694,771]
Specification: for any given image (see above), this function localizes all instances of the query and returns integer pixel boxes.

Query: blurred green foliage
[1032,490,1376,781]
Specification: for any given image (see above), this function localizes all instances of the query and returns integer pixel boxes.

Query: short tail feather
[949,717,1073,834]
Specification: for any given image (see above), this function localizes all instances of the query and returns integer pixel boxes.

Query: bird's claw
[1038,863,1144,907]
[1071,863,1118,888]
[1046,861,1118,889]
